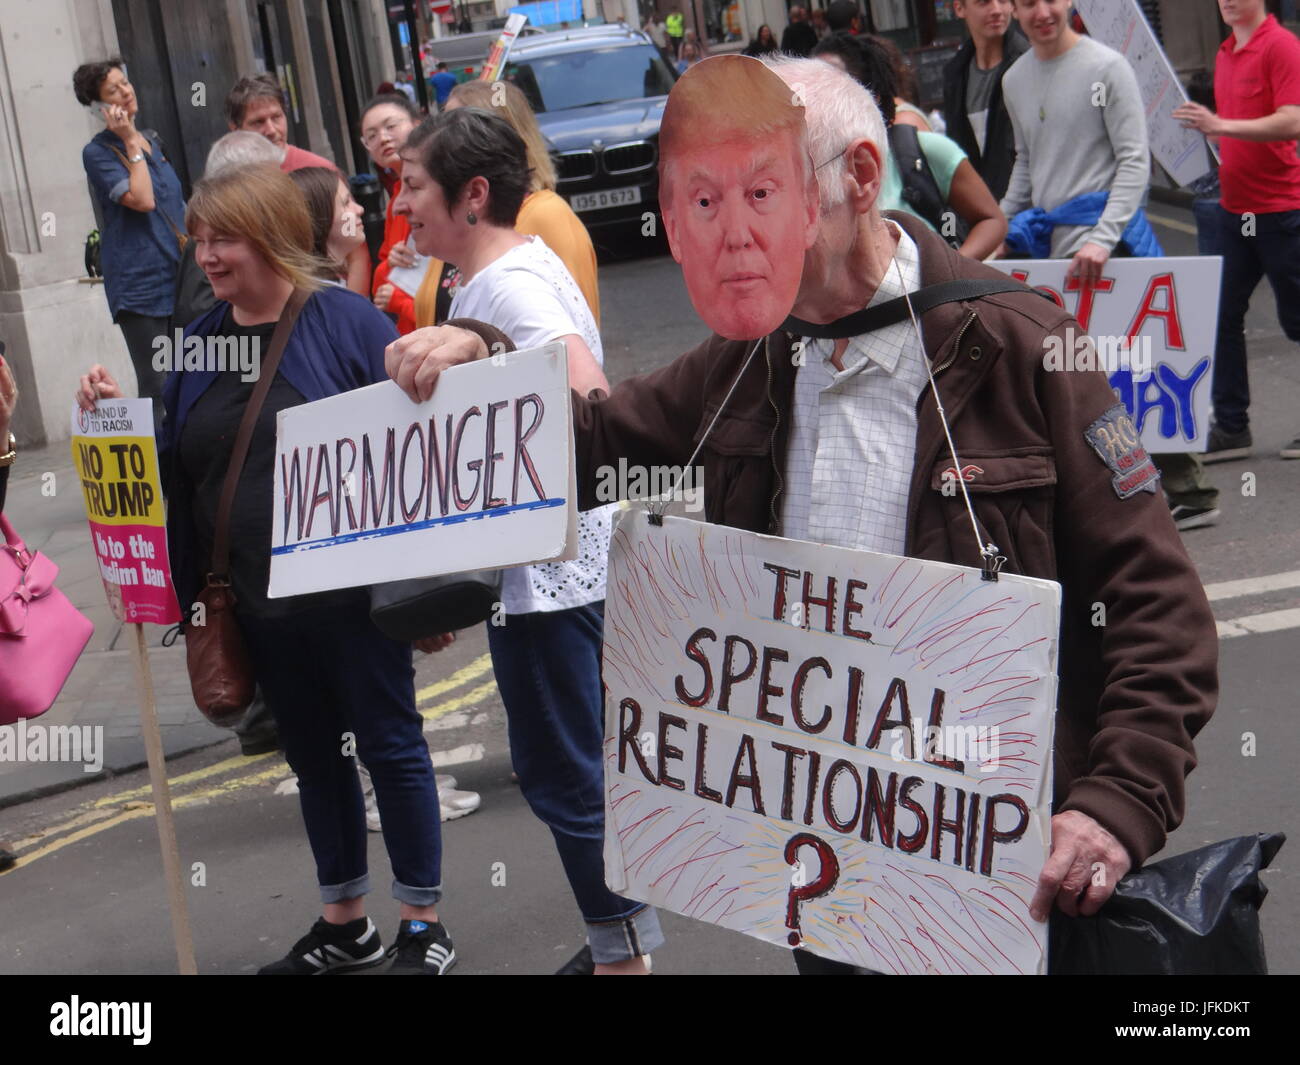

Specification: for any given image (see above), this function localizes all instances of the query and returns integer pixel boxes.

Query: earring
[466,211,477,225]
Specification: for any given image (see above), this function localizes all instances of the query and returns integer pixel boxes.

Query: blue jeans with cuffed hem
[238,603,443,909]
[487,601,664,964]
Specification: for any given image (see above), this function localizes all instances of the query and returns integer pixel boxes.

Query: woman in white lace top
[392,108,663,974]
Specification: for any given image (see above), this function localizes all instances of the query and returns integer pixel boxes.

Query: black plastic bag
[1049,832,1284,974]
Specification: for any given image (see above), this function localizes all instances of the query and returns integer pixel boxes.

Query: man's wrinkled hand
[385,326,489,403]
[1030,809,1132,921]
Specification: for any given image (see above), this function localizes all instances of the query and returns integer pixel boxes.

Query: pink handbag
[0,513,94,724]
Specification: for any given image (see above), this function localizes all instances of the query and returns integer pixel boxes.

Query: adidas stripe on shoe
[258,916,387,975]
[388,918,457,975]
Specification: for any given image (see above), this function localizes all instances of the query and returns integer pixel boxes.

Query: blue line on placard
[271,497,566,555]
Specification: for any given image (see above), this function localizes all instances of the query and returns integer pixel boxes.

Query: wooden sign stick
[129,622,198,975]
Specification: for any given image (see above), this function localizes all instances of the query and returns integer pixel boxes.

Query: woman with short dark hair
[74,57,186,415]
[394,108,664,974]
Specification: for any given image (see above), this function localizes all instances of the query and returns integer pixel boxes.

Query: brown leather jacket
[459,212,1218,867]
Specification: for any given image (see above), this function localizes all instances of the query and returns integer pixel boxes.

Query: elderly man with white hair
[386,55,1217,974]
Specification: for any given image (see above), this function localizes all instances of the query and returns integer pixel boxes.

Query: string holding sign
[897,258,1005,581]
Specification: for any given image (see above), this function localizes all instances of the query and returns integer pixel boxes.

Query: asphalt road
[1,202,1296,976]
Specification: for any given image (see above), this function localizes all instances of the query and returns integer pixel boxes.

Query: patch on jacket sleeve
[1085,404,1160,499]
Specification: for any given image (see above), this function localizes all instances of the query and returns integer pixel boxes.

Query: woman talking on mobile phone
[74,58,186,417]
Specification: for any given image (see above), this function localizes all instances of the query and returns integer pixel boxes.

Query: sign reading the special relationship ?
[602,510,1061,974]
[70,399,180,625]
[269,343,577,598]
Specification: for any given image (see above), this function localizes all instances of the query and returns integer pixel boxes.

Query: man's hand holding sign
[388,55,1217,972]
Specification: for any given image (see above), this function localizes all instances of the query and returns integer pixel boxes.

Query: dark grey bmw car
[504,25,676,245]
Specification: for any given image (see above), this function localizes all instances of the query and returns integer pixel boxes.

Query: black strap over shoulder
[889,124,945,232]
[782,277,1042,340]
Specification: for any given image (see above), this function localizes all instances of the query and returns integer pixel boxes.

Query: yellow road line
[1,807,152,876]
[416,654,493,705]
[422,679,499,722]
[94,752,277,808]
[39,671,495,841]
[6,666,501,874]
[1,766,295,877]
[1146,211,1198,236]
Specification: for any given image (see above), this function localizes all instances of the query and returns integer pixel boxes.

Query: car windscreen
[505,45,675,113]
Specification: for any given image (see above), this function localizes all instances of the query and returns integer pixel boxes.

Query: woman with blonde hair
[75,164,455,975]
[411,79,600,328]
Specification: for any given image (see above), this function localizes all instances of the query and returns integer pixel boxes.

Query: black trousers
[116,311,168,414]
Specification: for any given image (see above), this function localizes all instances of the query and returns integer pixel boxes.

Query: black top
[941,29,1029,203]
[178,307,360,618]
[780,21,818,58]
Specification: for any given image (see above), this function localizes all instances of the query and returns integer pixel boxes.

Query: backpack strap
[781,278,1049,340]
[889,125,945,231]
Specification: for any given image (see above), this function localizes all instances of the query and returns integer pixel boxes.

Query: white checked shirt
[780,224,928,555]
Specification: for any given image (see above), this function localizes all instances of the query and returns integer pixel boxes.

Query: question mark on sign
[782,832,840,946]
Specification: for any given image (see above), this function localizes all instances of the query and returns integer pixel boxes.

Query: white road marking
[1203,570,1300,602]
[430,743,484,767]
[1218,607,1300,640]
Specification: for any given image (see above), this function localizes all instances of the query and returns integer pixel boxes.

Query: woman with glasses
[363,93,424,334]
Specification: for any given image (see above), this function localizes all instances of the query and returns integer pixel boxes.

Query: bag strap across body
[781,278,1044,340]
[106,135,188,251]
[208,289,309,584]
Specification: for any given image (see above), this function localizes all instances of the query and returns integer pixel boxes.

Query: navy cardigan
[159,286,398,615]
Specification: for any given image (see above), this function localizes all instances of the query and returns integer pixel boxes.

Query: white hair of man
[761,55,887,214]
[204,130,285,176]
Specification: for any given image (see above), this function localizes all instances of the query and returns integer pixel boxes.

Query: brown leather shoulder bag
[186,289,307,725]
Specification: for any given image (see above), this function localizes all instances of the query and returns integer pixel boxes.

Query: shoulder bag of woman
[185,289,306,725]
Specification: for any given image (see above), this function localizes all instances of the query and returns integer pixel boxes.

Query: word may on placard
[987,256,1221,453]
[602,511,1061,974]
[269,343,577,598]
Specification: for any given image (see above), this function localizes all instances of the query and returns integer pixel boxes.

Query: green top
[879,131,968,231]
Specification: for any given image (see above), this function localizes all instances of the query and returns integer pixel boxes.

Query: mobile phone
[90,101,109,121]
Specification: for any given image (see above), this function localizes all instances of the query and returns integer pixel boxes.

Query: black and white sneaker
[388,919,457,974]
[258,916,387,975]
[1170,503,1220,531]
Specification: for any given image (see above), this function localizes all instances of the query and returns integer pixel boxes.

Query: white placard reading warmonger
[269,343,575,597]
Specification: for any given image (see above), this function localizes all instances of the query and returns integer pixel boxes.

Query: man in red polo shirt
[1174,0,1300,461]
[224,74,336,170]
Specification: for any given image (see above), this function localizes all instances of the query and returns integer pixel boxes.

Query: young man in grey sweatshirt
[996,0,1219,530]
[997,0,1148,280]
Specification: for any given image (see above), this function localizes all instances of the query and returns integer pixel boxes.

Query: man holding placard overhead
[387,54,1218,973]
